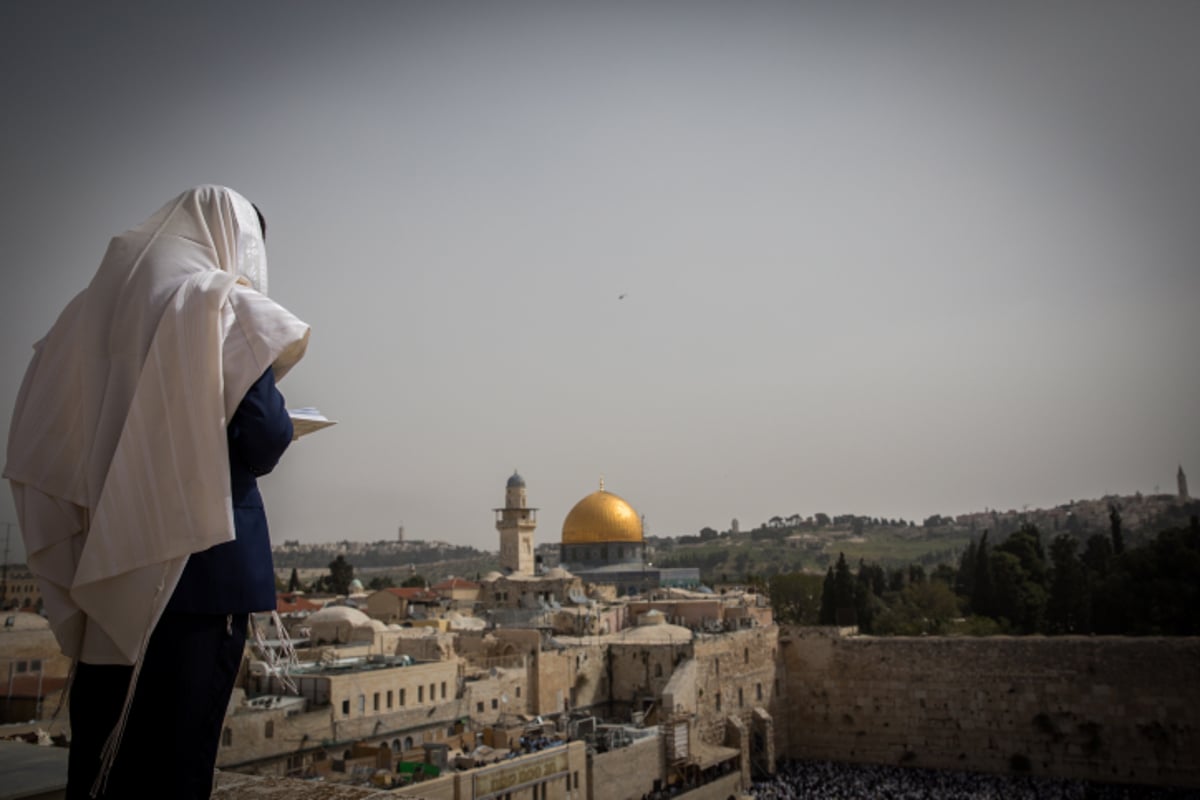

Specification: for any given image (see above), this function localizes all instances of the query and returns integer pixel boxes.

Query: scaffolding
[660,711,691,787]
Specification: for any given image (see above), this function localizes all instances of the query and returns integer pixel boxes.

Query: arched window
[404,736,414,750]
[654,663,663,678]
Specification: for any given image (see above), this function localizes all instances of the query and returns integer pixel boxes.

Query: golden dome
[562,490,643,545]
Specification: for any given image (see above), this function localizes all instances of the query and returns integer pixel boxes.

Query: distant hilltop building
[1180,465,1190,502]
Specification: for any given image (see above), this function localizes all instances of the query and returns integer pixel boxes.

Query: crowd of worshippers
[749,759,1197,799]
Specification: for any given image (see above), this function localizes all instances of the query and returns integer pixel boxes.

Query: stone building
[496,470,538,576]
[1,565,42,611]
[0,611,71,724]
[364,587,440,624]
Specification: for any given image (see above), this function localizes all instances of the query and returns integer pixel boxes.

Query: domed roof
[507,470,525,488]
[308,605,371,626]
[562,489,643,544]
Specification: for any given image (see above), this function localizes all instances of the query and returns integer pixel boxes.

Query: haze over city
[2,1,1198,564]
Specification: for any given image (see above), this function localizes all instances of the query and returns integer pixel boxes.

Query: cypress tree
[818,566,836,625]
[973,532,995,618]
[833,553,856,626]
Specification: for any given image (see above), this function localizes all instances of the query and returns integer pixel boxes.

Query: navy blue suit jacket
[168,368,292,614]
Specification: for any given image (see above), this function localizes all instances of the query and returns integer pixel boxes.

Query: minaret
[495,470,538,575]
[1179,465,1190,502]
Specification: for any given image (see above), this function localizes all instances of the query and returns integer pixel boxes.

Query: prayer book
[288,407,336,439]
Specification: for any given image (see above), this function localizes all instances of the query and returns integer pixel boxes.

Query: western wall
[778,627,1200,789]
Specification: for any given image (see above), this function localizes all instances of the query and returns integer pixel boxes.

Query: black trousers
[67,612,248,800]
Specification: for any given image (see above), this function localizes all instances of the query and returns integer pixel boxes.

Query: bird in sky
[618,293,627,300]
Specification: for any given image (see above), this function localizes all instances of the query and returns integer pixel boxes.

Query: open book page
[289,407,336,439]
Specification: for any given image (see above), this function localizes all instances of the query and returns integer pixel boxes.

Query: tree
[956,538,979,599]
[769,572,825,624]
[814,513,830,528]
[1108,502,1125,555]
[401,574,426,588]
[971,533,996,617]
[327,555,354,595]
[818,567,836,625]
[874,580,960,635]
[854,560,885,632]
[930,563,958,585]
[368,575,395,590]
[988,548,1047,634]
[832,553,856,625]
[1082,534,1113,578]
[1046,534,1089,633]
[287,567,301,592]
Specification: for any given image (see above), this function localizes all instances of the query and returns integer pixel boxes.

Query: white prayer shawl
[5,185,309,667]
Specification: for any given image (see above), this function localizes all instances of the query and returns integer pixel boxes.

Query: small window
[387,690,393,709]
[374,692,380,711]
[400,688,406,706]
[265,720,274,739]
[441,681,447,699]
[477,701,484,712]
[757,683,763,701]
[430,683,436,701]
[516,687,521,698]
[492,698,498,710]
[738,687,744,707]
[358,695,366,713]
[419,686,424,702]
[342,700,350,716]
[744,647,749,664]
[222,727,232,747]
[716,692,721,711]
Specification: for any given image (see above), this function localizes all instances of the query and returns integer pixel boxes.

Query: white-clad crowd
[750,759,1196,800]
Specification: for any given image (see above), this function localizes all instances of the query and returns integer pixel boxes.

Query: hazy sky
[2,1,1198,562]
